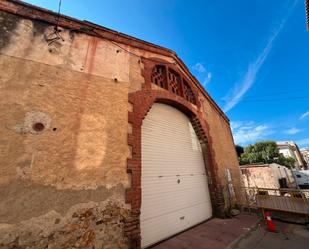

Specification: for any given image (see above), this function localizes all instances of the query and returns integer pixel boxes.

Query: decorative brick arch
[124,58,224,248]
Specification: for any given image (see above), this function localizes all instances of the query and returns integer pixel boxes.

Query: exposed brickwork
[143,58,199,107]
[0,200,130,249]
[124,210,141,249]
[125,58,226,248]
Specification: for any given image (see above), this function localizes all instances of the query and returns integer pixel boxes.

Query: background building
[277,141,305,170]
[300,148,309,165]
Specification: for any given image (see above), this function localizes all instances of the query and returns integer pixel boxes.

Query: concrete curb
[225,216,262,249]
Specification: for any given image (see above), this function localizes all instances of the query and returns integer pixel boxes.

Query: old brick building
[0,1,242,248]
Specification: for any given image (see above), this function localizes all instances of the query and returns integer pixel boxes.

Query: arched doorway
[140,103,212,248]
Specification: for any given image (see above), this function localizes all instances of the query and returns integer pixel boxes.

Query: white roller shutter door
[141,103,212,248]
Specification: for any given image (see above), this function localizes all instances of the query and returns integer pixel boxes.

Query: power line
[55,0,62,29]
[45,0,64,45]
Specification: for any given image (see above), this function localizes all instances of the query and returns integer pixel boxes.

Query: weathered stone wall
[0,199,130,249]
[241,166,278,189]
[241,164,295,190]
[0,6,241,248]
[0,55,130,189]
[0,11,132,249]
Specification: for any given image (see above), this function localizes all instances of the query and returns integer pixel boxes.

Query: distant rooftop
[239,163,283,168]
[276,141,297,147]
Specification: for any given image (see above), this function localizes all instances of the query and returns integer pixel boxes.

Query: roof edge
[0,0,230,123]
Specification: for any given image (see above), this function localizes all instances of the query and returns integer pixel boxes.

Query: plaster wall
[241,167,279,189]
[241,164,295,190]
[0,10,241,248]
[0,11,132,249]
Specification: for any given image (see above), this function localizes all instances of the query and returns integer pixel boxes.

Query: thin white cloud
[231,121,273,145]
[300,111,309,120]
[203,72,212,86]
[284,127,302,135]
[192,63,206,73]
[192,62,212,86]
[296,138,309,146]
[231,121,242,130]
[223,1,298,113]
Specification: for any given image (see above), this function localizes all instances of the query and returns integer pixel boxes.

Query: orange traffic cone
[265,211,276,232]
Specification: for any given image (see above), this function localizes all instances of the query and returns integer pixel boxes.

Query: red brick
[124,58,226,248]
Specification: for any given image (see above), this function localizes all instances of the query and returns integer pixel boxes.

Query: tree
[239,140,296,168]
[276,156,296,169]
[235,145,244,157]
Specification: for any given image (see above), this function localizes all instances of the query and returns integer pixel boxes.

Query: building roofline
[240,163,282,168]
[0,0,230,123]
[240,165,269,168]
[277,144,292,148]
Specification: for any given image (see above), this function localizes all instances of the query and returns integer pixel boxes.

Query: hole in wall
[53,128,57,131]
[33,122,45,132]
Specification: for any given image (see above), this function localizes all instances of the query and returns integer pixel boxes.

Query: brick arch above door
[124,58,225,249]
[141,57,200,107]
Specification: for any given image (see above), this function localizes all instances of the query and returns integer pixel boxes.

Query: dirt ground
[234,219,309,249]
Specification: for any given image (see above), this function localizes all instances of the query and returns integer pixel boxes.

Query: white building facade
[277,141,305,170]
[300,148,309,166]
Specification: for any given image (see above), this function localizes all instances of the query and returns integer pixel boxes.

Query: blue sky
[23,0,309,148]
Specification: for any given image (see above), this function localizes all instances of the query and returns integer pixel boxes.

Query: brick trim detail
[124,58,225,248]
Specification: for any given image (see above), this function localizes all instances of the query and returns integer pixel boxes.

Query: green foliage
[276,156,296,169]
[239,140,296,168]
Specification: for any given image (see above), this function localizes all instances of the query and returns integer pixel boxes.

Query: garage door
[141,103,212,248]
